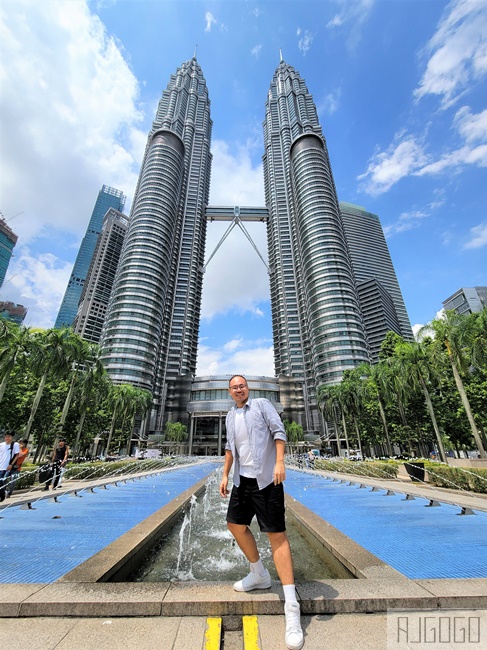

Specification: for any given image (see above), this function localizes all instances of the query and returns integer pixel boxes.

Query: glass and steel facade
[101,58,212,429]
[263,60,369,432]
[73,208,128,344]
[55,185,126,328]
[0,217,18,288]
[339,202,413,359]
[443,286,487,315]
[97,57,415,439]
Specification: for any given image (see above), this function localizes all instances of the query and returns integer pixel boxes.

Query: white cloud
[0,0,143,244]
[326,0,375,50]
[204,11,217,32]
[360,109,487,195]
[3,247,73,329]
[297,27,314,56]
[196,341,274,376]
[0,0,147,327]
[251,44,262,58]
[463,222,487,249]
[383,209,431,238]
[317,88,342,116]
[358,135,428,195]
[453,106,487,143]
[414,0,487,108]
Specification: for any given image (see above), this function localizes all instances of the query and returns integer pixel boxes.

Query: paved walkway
[2,611,486,649]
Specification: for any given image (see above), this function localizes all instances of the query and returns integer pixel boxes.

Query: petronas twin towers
[100,57,410,434]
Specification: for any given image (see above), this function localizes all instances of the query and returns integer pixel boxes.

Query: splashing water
[131,468,343,582]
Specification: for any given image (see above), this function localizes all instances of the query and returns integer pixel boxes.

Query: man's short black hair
[228,374,247,386]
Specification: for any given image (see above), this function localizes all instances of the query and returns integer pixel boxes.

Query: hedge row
[63,457,177,481]
[426,465,487,494]
[314,459,398,479]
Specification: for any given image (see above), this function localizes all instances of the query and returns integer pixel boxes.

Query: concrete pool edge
[2,478,487,618]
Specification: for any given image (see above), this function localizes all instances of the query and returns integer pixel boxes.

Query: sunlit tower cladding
[100,58,212,413]
[263,60,369,431]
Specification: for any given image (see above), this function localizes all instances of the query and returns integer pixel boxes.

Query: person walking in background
[44,438,69,491]
[219,375,304,650]
[0,431,20,502]
[6,439,29,497]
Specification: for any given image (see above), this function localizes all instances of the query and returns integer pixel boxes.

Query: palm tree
[421,311,486,458]
[72,354,110,455]
[23,328,83,444]
[394,341,447,463]
[338,370,366,459]
[317,384,349,455]
[164,421,188,454]
[105,384,134,455]
[0,323,34,403]
[356,363,393,457]
[56,338,100,437]
[126,387,153,452]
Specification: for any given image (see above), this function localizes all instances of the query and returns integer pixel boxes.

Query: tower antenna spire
[279,48,283,62]
[194,44,198,59]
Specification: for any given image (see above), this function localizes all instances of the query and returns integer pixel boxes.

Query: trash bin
[404,462,425,483]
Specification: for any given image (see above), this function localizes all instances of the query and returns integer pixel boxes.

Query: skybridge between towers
[203,205,270,272]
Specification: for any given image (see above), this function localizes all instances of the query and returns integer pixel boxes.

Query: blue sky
[0,0,486,377]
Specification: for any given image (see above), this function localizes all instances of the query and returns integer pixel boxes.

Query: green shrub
[427,465,487,494]
[13,470,36,490]
[62,457,175,481]
[314,459,398,479]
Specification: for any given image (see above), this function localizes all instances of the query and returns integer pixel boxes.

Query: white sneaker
[285,601,304,650]
[233,568,271,592]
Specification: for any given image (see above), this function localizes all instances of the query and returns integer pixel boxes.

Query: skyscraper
[100,58,212,429]
[73,208,128,344]
[100,56,412,438]
[443,287,487,315]
[55,185,126,328]
[339,202,413,360]
[0,215,18,288]
[263,60,369,431]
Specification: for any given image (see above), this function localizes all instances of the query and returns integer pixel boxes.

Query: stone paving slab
[259,612,389,650]
[0,616,209,650]
[18,582,170,617]
[161,580,284,617]
[0,584,47,617]
[416,578,487,608]
[296,578,438,614]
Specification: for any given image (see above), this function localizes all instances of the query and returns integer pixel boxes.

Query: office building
[101,57,415,439]
[263,60,369,432]
[340,202,413,360]
[55,185,126,328]
[443,287,487,315]
[73,208,128,344]
[0,216,18,288]
[100,57,212,432]
[0,301,27,325]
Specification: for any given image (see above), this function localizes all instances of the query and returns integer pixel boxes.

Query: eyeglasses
[229,384,247,391]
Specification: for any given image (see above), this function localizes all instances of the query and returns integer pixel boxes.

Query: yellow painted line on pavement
[204,617,222,650]
[243,615,261,650]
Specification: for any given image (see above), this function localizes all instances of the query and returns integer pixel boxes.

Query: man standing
[219,375,304,650]
[0,431,20,502]
[45,438,69,490]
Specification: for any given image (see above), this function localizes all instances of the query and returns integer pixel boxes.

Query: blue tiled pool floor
[0,463,217,583]
[1,463,486,583]
[286,469,487,580]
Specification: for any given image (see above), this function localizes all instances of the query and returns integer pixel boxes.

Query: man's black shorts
[226,475,286,533]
